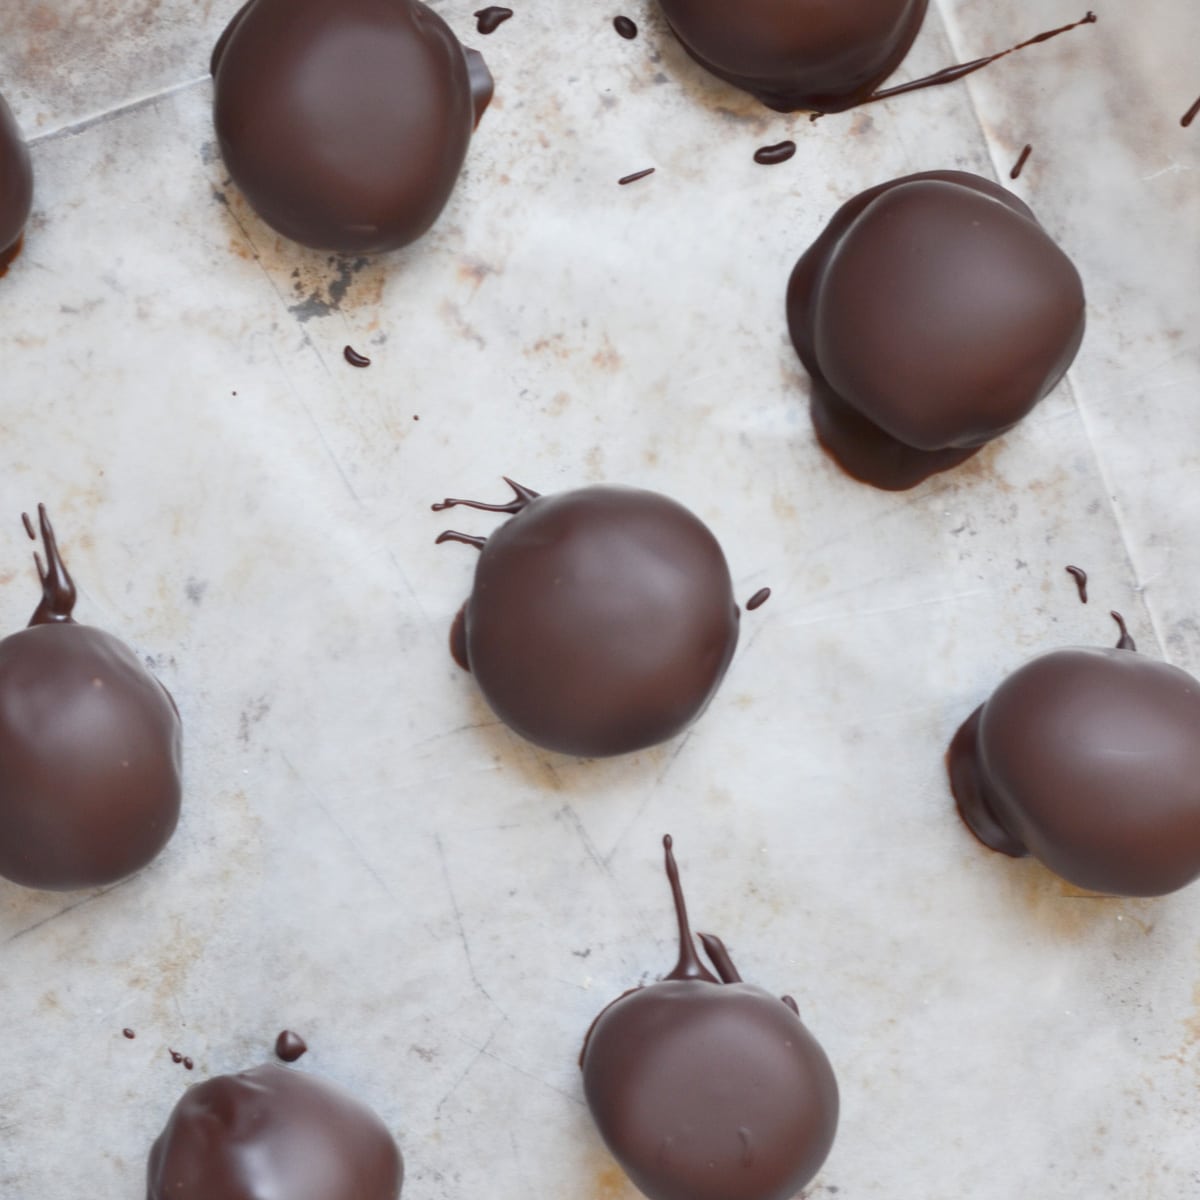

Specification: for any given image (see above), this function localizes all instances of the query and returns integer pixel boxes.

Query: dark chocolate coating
[0,509,181,890]
[211,0,491,253]
[0,93,33,264]
[581,838,838,1200]
[787,171,1086,490]
[657,0,927,112]
[447,484,739,757]
[146,1063,403,1200]
[947,647,1200,896]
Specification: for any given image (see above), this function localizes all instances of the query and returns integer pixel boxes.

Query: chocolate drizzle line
[618,167,655,185]
[1009,143,1033,179]
[343,345,371,367]
[433,479,539,550]
[662,835,719,983]
[697,932,743,983]
[1111,610,1137,652]
[613,15,637,39]
[754,141,796,165]
[746,587,772,611]
[24,505,77,627]
[474,6,512,34]
[812,11,1096,119]
[1065,565,1088,604]
[1182,96,1200,128]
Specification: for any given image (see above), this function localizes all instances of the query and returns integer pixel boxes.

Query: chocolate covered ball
[657,0,927,112]
[0,507,181,891]
[787,171,1086,490]
[947,646,1200,896]
[146,1063,403,1200]
[581,837,839,1200]
[0,92,33,271]
[211,0,492,253]
[434,481,740,757]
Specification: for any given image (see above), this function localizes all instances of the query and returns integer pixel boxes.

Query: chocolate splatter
[745,587,772,611]
[1111,611,1137,652]
[343,345,371,368]
[613,15,638,39]
[1065,565,1087,604]
[618,167,655,185]
[275,1030,308,1062]
[474,6,513,34]
[754,140,796,165]
[1009,143,1032,179]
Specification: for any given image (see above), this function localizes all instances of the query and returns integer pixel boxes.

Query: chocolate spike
[431,477,539,514]
[781,995,800,1015]
[697,931,743,983]
[26,505,77,626]
[662,835,719,982]
[435,530,487,551]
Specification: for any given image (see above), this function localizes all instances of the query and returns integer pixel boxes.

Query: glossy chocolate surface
[948,647,1200,896]
[0,93,33,269]
[436,482,739,757]
[211,0,491,252]
[787,171,1086,490]
[0,508,181,890]
[581,837,838,1200]
[146,1063,403,1200]
[657,0,927,112]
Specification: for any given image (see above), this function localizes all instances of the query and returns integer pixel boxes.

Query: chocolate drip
[619,167,655,185]
[432,477,540,515]
[343,345,371,367]
[663,835,719,983]
[855,11,1096,110]
[746,586,771,610]
[697,931,743,983]
[1111,610,1137,652]
[781,995,800,1015]
[474,6,512,33]
[1009,143,1032,179]
[1065,565,1088,603]
[435,531,487,551]
[1183,96,1200,128]
[275,1030,308,1062]
[25,505,77,627]
[754,140,797,165]
[613,15,638,39]
[465,48,495,126]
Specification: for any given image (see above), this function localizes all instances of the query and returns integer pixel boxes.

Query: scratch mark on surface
[5,879,130,944]
[435,832,504,1015]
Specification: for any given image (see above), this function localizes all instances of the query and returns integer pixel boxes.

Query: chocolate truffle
[211,0,492,253]
[657,0,927,112]
[434,480,740,757]
[0,507,182,891]
[787,171,1086,490]
[947,646,1200,896]
[146,1063,403,1200]
[581,837,839,1200]
[0,93,33,272]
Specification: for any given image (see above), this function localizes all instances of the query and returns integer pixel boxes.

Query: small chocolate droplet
[275,1030,308,1062]
[474,6,512,34]
[613,15,637,39]
[343,345,371,368]
[746,587,772,611]
[183,1056,194,1071]
[754,141,796,165]
[122,1028,136,1039]
[618,167,655,185]
[169,1049,183,1064]
[1009,143,1032,179]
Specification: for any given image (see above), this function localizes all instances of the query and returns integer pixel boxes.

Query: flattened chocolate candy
[657,0,927,112]
[434,481,740,757]
[211,0,492,252]
[581,837,839,1200]
[787,171,1086,490]
[947,647,1200,896]
[0,507,182,890]
[0,93,33,270]
[146,1063,403,1200]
